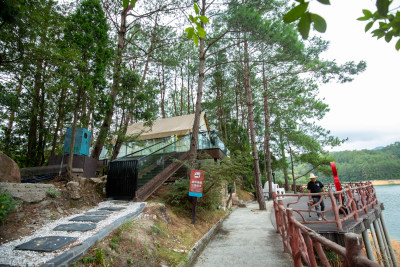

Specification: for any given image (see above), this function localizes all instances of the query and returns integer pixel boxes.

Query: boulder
[0,151,21,183]
[66,181,81,199]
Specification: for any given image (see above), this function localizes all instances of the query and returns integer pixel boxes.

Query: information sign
[189,170,204,197]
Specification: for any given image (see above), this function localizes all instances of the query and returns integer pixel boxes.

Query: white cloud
[310,0,400,151]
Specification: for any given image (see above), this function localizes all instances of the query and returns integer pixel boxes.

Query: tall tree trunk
[187,56,191,114]
[220,84,228,141]
[36,81,46,166]
[51,85,67,157]
[180,65,183,116]
[91,5,132,160]
[160,63,166,118]
[234,82,239,122]
[81,92,89,129]
[289,145,296,193]
[4,71,24,155]
[279,130,290,191]
[188,0,206,168]
[27,60,43,166]
[110,19,158,160]
[173,70,178,116]
[67,86,82,181]
[262,63,273,197]
[243,39,266,210]
[216,83,223,135]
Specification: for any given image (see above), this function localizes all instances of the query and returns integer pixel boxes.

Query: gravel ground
[0,200,145,266]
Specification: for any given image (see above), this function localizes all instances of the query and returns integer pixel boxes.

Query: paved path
[193,201,293,267]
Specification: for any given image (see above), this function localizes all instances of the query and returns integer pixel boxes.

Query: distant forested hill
[324,142,400,182]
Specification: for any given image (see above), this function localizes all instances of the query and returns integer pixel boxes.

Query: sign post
[189,170,204,224]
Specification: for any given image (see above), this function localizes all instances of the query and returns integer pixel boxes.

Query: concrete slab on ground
[192,201,293,267]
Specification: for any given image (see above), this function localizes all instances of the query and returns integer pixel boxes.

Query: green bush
[165,179,191,213]
[0,191,17,223]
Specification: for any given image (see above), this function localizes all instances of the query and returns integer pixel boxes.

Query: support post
[362,229,376,262]
[373,219,390,267]
[379,215,398,267]
[370,222,383,265]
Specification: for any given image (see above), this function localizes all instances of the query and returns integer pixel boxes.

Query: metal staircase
[106,132,228,201]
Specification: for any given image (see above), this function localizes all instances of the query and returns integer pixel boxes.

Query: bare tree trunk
[173,69,177,116]
[278,129,290,191]
[180,65,183,116]
[243,38,266,210]
[91,5,132,160]
[289,145,296,193]
[51,86,67,157]
[4,71,24,155]
[187,56,191,114]
[220,84,228,141]
[27,60,43,167]
[160,63,166,118]
[68,86,83,181]
[234,83,239,122]
[36,81,46,166]
[189,0,206,168]
[216,83,222,135]
[191,75,195,114]
[262,63,273,197]
[110,19,158,160]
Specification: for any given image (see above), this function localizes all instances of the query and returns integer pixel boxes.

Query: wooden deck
[271,183,382,245]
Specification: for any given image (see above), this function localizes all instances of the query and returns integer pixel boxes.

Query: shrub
[47,188,61,198]
[0,190,18,224]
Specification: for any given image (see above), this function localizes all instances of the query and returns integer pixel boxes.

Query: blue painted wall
[62,127,91,156]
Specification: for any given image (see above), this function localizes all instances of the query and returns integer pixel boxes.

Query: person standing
[307,173,326,221]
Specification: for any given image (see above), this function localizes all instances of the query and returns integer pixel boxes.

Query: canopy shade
[126,112,210,140]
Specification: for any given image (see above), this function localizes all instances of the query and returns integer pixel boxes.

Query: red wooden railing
[276,182,378,231]
[272,182,381,267]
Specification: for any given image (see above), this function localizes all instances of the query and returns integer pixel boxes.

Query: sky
[309,0,400,152]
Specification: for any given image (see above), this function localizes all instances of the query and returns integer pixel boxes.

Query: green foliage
[46,188,61,198]
[185,3,209,46]
[283,1,327,39]
[284,0,400,50]
[0,191,17,224]
[286,142,400,183]
[165,178,191,213]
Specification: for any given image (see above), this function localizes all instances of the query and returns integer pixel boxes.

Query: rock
[0,151,21,183]
[66,181,81,199]
[89,178,104,184]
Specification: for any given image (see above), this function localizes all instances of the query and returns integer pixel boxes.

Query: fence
[272,182,397,266]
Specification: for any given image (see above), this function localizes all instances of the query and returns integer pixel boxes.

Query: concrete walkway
[192,201,293,267]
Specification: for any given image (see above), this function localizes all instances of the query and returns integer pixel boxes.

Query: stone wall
[0,182,57,203]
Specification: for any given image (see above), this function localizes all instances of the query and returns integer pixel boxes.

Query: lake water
[374,185,400,241]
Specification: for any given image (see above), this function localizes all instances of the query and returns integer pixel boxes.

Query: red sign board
[189,170,204,197]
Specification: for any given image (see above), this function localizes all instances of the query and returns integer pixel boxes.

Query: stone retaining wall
[0,182,57,203]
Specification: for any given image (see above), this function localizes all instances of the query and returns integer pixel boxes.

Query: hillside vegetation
[280,142,400,184]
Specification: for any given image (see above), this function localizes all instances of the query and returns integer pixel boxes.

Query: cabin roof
[126,112,210,140]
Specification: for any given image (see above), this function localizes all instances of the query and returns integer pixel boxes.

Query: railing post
[346,186,359,221]
[278,199,290,253]
[305,235,318,267]
[287,208,302,267]
[344,233,381,267]
[328,188,343,231]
